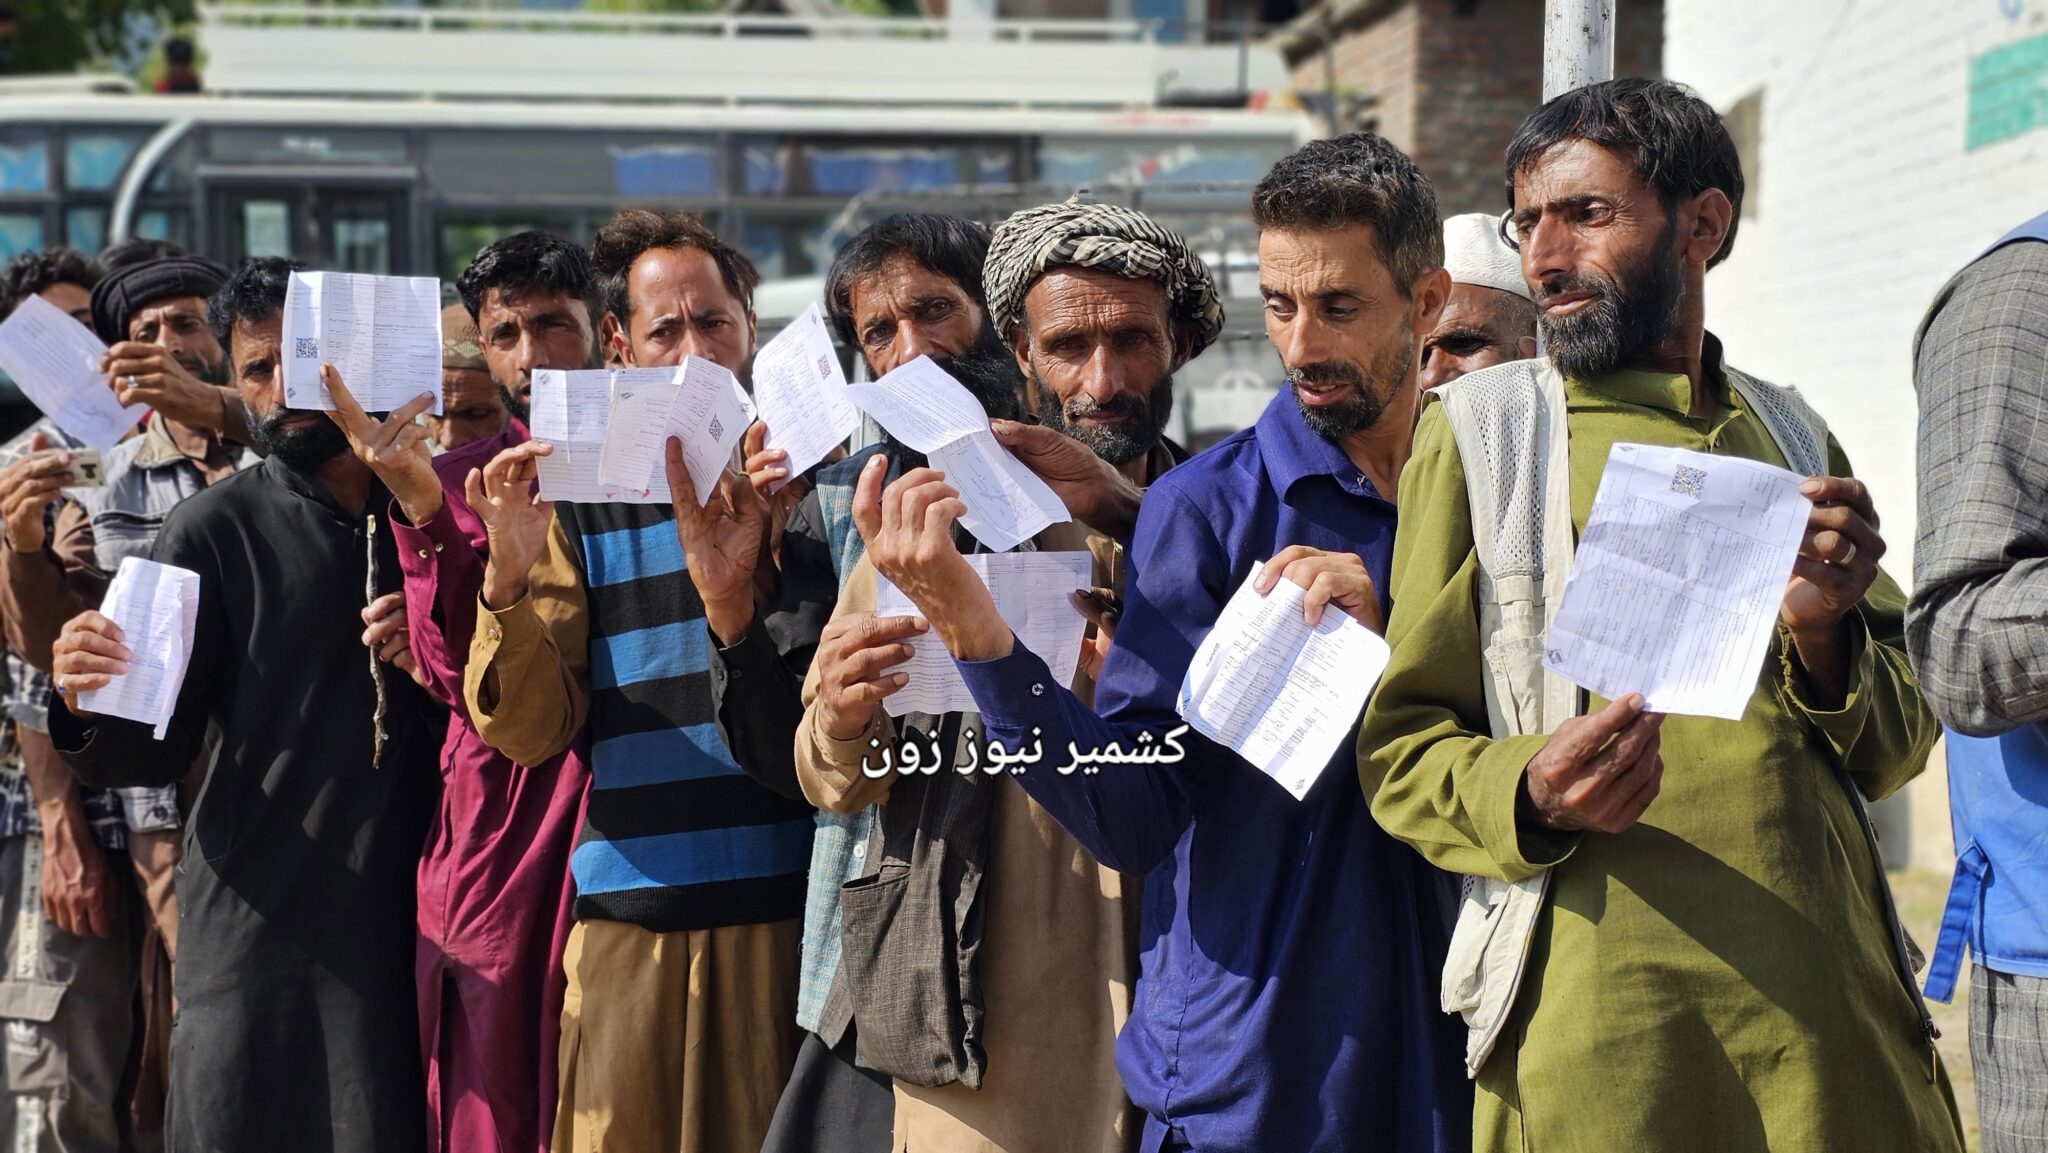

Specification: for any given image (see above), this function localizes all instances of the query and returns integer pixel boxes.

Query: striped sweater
[556,500,812,932]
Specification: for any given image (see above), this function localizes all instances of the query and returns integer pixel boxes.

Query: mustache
[1537,272,1616,310]
[1287,362,1366,389]
[1063,392,1148,420]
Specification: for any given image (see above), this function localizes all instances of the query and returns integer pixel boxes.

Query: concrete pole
[1542,0,1615,100]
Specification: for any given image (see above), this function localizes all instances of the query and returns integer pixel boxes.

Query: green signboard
[1969,27,2048,151]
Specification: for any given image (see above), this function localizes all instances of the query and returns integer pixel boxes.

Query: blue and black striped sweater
[555,499,813,932]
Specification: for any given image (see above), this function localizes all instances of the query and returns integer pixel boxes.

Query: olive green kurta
[1360,357,1964,1153]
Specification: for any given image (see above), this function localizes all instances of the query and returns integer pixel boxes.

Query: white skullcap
[1442,213,1531,301]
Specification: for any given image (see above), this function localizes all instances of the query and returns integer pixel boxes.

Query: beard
[1035,369,1173,466]
[501,381,530,425]
[253,408,350,472]
[1537,217,1685,381]
[1288,333,1412,440]
[931,335,1026,424]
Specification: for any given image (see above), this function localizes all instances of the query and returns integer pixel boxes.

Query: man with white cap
[1417,212,1538,389]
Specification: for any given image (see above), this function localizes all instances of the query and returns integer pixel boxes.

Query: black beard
[500,382,530,425]
[931,337,1025,424]
[1288,333,1410,440]
[1035,370,1172,466]
[1538,217,1684,381]
[253,410,350,472]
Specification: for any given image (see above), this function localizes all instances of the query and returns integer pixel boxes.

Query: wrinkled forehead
[851,255,975,318]
[1511,138,1651,210]
[1022,266,1171,330]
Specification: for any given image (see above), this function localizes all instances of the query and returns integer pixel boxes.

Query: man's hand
[362,593,427,688]
[102,343,229,431]
[815,612,925,741]
[1521,694,1664,834]
[50,611,128,717]
[325,366,444,526]
[667,436,770,646]
[1256,546,1383,633]
[37,798,113,939]
[852,456,1010,662]
[991,419,1142,542]
[1072,587,1119,681]
[467,442,557,610]
[1782,475,1885,706]
[0,433,70,554]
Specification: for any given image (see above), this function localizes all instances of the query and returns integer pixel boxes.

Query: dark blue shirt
[957,391,1470,1153]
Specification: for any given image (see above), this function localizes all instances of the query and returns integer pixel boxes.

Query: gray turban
[984,196,1224,358]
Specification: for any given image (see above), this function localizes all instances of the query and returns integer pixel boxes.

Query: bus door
[202,172,416,275]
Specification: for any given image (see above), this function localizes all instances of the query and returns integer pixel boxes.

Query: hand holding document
[77,558,200,740]
[1541,443,1810,720]
[1177,562,1390,800]
[752,304,858,489]
[532,359,756,505]
[845,356,1068,553]
[0,294,141,451]
[282,272,444,414]
[874,550,1093,716]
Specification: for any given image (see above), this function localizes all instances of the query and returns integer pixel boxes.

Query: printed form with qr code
[1540,443,1812,721]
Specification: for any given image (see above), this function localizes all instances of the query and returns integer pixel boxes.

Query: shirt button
[434,542,443,554]
[851,842,866,861]
[416,548,429,559]
[1031,683,1045,696]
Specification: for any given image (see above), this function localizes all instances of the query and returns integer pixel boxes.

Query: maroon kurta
[393,424,589,1153]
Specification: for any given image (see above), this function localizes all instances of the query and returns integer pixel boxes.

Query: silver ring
[1839,540,1858,566]
[125,374,139,389]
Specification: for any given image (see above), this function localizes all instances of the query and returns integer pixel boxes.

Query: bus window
[66,207,106,254]
[0,214,42,263]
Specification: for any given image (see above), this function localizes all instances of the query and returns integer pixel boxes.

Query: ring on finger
[1837,539,1858,566]
[126,374,140,390]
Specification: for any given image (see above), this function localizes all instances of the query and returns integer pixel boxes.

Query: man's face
[233,313,348,471]
[1416,283,1539,390]
[429,366,509,451]
[610,247,754,374]
[37,283,92,327]
[1510,139,1687,381]
[128,295,227,384]
[1259,225,1443,440]
[848,254,988,378]
[1012,267,1177,467]
[476,287,600,422]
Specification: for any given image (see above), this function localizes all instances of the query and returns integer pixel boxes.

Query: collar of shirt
[1252,386,1388,502]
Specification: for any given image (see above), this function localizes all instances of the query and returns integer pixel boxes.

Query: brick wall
[1287,1,1423,151]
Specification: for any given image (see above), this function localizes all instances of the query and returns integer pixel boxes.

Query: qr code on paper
[708,416,724,441]
[294,337,318,359]
[816,352,832,378]
[1670,464,1707,499]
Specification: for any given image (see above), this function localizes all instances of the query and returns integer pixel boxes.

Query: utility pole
[1542,0,1615,99]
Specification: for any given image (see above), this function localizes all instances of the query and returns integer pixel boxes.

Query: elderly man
[1360,79,1962,1152]
[1417,212,1538,389]
[426,303,510,451]
[845,138,1469,1153]
[463,211,812,1153]
[1909,212,2048,1152]
[785,198,1221,1153]
[325,239,596,1153]
[48,256,439,1153]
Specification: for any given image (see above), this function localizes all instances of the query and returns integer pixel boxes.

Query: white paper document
[532,361,755,505]
[0,293,139,451]
[845,356,1067,553]
[1177,563,1390,800]
[752,304,858,490]
[77,558,200,741]
[874,551,1094,717]
[281,272,444,415]
[1540,443,1811,720]
[665,357,757,508]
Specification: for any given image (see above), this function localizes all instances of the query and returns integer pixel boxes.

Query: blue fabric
[587,724,746,789]
[1938,728,2048,985]
[955,390,1470,1153]
[589,619,712,691]
[792,445,884,1034]
[581,518,688,589]
[570,819,818,893]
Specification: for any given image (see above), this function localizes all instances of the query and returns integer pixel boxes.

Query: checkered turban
[984,196,1223,357]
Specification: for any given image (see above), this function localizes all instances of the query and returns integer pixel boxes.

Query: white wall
[1666,0,2048,584]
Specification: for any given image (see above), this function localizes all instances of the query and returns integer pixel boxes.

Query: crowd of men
[0,75,2037,1153]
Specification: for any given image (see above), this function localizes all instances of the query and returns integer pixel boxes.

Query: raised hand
[50,611,129,716]
[851,455,1009,662]
[467,442,557,610]
[0,432,71,553]
[666,435,770,646]
[1782,475,1885,706]
[323,365,443,525]
[1256,545,1383,632]
[815,611,926,741]
[1521,693,1664,834]
[991,418,1142,543]
[102,343,230,432]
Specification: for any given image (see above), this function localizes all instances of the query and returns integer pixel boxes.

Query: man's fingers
[842,642,917,683]
[663,437,698,511]
[834,677,908,717]
[1800,475,1877,526]
[388,391,437,429]
[1553,693,1647,764]
[1575,712,1664,791]
[744,420,770,458]
[853,613,929,648]
[321,365,374,435]
[464,468,486,511]
[57,650,130,678]
[361,592,406,623]
[1257,546,1320,594]
[375,634,410,663]
[851,453,888,546]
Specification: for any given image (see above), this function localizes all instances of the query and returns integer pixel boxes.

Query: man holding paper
[46,257,441,1153]
[1360,80,1961,1152]
[858,137,1469,1152]
[463,211,812,1153]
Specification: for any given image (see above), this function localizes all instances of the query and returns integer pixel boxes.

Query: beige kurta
[1360,357,1964,1153]
[795,523,1140,1153]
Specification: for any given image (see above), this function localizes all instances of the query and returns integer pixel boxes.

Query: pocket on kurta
[837,863,974,1090]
